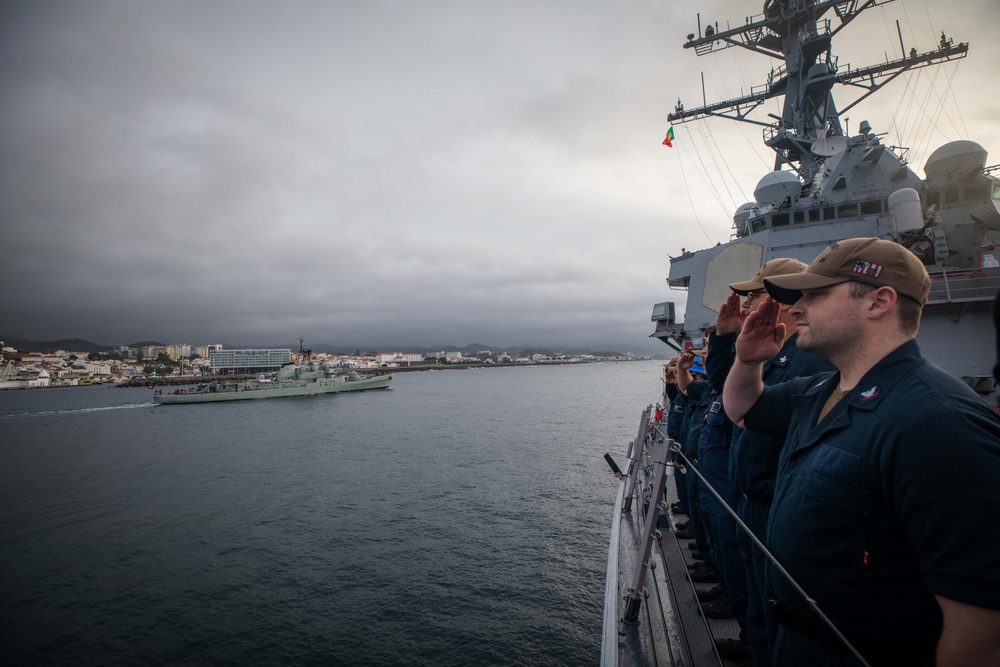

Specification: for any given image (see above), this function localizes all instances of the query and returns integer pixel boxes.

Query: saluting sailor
[723,238,1000,667]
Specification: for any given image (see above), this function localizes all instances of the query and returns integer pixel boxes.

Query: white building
[209,348,292,375]
[374,352,423,365]
[85,361,114,375]
[27,370,50,387]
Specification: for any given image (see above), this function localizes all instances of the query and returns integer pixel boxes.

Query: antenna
[297,338,312,361]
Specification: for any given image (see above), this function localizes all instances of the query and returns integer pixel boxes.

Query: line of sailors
[662,257,830,666]
[657,239,1000,667]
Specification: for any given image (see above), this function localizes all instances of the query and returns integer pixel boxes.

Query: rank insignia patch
[860,386,880,401]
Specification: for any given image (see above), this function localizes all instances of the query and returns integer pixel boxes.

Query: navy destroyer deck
[604,406,744,667]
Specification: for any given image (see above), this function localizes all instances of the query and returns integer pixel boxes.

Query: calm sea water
[0,361,664,666]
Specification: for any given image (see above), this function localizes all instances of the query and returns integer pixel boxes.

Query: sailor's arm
[723,359,764,427]
[935,596,1000,667]
[706,294,743,392]
[677,351,695,395]
[723,297,784,425]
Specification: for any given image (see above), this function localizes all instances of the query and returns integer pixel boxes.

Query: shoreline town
[0,339,654,390]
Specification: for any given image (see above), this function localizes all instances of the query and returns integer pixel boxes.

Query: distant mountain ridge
[267,342,648,357]
[1,337,162,354]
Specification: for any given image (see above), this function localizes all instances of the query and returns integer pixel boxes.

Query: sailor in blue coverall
[677,350,716,568]
[695,333,750,661]
[725,238,1000,666]
[709,259,833,667]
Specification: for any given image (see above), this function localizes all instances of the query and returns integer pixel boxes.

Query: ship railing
[762,123,783,144]
[604,398,877,666]
[603,406,675,629]
[644,416,876,667]
[767,61,787,89]
[927,266,1000,305]
[603,407,654,665]
[621,407,651,512]
[798,161,822,187]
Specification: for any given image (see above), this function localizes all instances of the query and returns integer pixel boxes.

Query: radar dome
[754,171,800,204]
[924,140,988,177]
[733,202,756,224]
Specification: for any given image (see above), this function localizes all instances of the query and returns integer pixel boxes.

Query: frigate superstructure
[153,343,391,404]
[649,0,999,403]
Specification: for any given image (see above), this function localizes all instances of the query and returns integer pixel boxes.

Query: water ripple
[0,362,664,665]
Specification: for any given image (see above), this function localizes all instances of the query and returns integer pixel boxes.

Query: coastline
[0,358,656,391]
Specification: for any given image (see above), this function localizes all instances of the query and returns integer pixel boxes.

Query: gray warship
[604,1,998,666]
[649,1,997,402]
[153,344,391,404]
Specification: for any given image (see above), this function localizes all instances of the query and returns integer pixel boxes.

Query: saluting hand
[715,292,743,336]
[735,296,784,364]
[677,351,695,371]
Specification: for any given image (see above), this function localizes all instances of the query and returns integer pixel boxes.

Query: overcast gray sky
[2,0,998,350]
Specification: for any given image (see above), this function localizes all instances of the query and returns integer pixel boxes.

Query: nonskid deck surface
[662,480,744,667]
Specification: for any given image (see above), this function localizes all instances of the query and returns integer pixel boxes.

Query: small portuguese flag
[662,126,675,147]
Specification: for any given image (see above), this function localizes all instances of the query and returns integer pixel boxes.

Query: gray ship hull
[153,373,391,404]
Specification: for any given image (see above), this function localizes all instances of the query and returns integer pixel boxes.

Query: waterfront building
[208,348,292,375]
[375,352,423,365]
[166,344,191,361]
[85,361,114,375]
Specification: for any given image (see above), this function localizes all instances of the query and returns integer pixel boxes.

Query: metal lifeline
[604,402,874,667]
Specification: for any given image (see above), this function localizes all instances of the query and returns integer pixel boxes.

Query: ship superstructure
[605,4,998,667]
[650,0,999,401]
[153,342,391,404]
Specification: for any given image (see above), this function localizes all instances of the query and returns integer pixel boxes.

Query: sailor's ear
[868,286,898,320]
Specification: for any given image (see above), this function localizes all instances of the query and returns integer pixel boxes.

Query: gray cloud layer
[2,0,997,350]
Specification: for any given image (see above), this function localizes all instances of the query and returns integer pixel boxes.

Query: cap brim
[728,278,763,295]
[763,273,848,304]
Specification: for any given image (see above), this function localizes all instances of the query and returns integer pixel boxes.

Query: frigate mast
[668,0,968,177]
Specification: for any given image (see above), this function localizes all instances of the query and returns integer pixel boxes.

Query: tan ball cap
[763,237,931,306]
[729,257,809,295]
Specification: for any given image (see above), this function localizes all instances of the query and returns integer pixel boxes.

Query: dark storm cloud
[1,1,996,350]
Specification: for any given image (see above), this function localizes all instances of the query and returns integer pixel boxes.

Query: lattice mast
[668,0,968,175]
